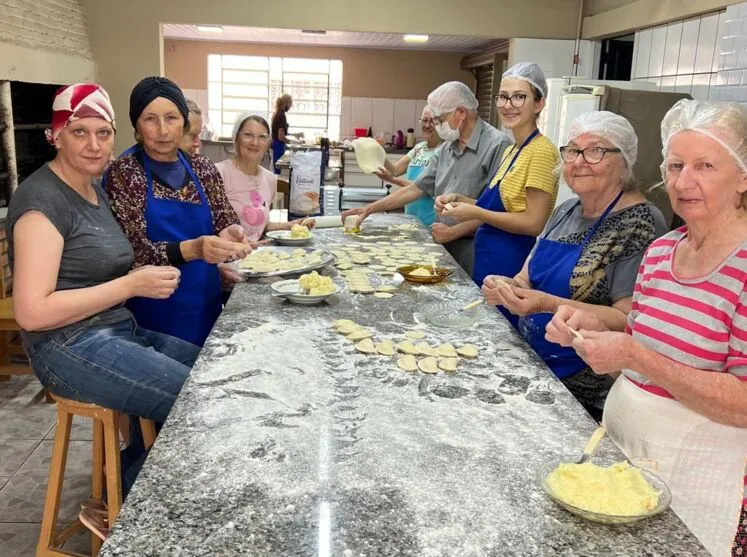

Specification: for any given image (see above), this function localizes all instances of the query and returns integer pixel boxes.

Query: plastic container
[406,128,416,148]
[354,128,367,138]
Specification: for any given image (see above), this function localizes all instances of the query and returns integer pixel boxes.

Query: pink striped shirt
[624,227,747,398]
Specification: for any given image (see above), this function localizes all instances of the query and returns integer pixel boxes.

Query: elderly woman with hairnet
[343,81,511,275]
[482,110,667,419]
[546,100,747,556]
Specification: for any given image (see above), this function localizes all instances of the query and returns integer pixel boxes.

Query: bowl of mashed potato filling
[539,457,671,524]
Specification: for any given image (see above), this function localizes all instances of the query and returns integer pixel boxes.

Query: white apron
[603,375,747,557]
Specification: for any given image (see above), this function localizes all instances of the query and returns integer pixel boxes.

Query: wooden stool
[37,394,156,557]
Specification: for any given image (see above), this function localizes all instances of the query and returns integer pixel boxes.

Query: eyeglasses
[241,132,270,143]
[433,111,454,124]
[495,93,528,108]
[559,146,622,164]
[419,118,437,126]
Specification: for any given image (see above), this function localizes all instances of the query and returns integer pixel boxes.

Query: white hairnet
[565,111,638,169]
[660,98,747,173]
[502,62,547,98]
[231,111,268,144]
[427,81,478,116]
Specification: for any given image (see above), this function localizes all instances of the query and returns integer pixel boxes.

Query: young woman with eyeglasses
[437,62,559,325]
[481,111,667,418]
[216,113,314,242]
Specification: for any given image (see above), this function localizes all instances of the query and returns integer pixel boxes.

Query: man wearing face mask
[342,82,511,275]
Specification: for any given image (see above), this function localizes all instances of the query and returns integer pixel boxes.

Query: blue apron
[517,190,624,379]
[403,163,436,226]
[271,140,286,175]
[125,148,222,347]
[472,129,540,326]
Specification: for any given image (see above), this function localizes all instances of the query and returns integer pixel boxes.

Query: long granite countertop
[100,215,707,556]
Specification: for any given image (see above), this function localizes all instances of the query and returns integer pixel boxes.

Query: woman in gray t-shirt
[6,83,199,505]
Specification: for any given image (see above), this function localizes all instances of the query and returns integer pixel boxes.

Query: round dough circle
[374,292,394,299]
[404,330,426,340]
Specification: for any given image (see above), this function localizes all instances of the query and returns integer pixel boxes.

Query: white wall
[0,0,96,83]
[508,38,597,79]
[182,88,429,143]
[341,97,428,142]
[711,1,747,106]
[630,11,723,101]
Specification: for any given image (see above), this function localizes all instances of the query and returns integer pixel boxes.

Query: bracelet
[166,242,187,266]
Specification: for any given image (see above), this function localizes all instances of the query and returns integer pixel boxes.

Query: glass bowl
[397,265,452,284]
[537,457,672,525]
[420,300,488,329]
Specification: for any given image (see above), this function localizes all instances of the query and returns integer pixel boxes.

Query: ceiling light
[404,34,429,43]
[196,25,224,33]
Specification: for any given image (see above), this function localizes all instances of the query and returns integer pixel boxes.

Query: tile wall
[629,4,747,105]
[711,1,747,106]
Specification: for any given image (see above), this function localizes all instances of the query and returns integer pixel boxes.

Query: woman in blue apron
[439,63,559,326]
[374,106,442,226]
[271,94,292,174]
[518,190,624,379]
[105,77,249,347]
[482,110,668,418]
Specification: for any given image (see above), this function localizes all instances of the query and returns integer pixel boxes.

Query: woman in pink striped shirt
[546,99,747,556]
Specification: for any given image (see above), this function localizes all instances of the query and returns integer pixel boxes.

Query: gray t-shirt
[529,199,668,303]
[7,164,134,345]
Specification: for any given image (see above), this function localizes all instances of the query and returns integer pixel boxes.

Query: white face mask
[435,115,460,141]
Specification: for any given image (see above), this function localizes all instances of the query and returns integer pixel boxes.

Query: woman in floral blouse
[105,77,249,346]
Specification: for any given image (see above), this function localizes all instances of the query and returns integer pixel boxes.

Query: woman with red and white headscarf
[6,83,200,519]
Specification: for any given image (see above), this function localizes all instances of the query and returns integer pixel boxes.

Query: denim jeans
[27,318,199,494]
[27,318,198,422]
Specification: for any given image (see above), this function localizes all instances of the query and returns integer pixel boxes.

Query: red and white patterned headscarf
[45,83,115,145]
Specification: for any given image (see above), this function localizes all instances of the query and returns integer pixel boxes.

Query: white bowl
[265,230,313,246]
[270,279,338,305]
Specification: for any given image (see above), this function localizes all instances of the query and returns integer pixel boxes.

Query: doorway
[598,33,634,81]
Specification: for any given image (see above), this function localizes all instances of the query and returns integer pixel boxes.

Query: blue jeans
[27,318,199,494]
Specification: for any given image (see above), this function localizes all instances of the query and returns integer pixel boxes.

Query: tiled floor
[0,375,92,556]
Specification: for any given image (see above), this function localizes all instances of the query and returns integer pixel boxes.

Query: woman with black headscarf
[105,76,249,347]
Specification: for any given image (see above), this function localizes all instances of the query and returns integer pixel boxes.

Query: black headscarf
[129,76,189,128]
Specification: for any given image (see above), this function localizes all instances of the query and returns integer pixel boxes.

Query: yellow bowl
[397,265,452,285]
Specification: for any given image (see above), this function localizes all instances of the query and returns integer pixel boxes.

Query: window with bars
[207,54,343,140]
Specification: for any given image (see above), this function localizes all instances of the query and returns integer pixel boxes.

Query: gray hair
[185,98,201,115]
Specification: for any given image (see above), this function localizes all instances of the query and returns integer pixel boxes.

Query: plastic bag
[290,151,322,215]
